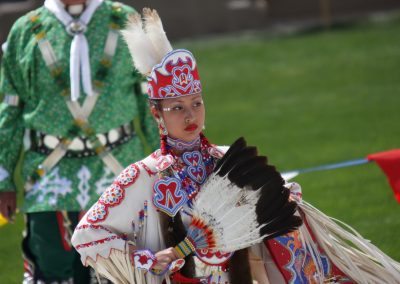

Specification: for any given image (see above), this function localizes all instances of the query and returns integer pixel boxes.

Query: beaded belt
[30,122,135,158]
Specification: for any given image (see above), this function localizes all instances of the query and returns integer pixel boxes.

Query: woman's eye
[172,106,183,111]
[193,101,203,107]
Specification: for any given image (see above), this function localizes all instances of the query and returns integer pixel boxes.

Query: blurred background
[1,0,400,283]
[1,0,400,46]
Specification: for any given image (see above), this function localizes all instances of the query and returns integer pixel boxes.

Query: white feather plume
[142,8,173,59]
[120,13,159,75]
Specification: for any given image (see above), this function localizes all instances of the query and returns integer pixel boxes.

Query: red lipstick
[185,124,198,131]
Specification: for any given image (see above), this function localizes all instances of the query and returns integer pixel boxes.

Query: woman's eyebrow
[165,100,183,105]
[191,96,202,101]
[165,96,200,106]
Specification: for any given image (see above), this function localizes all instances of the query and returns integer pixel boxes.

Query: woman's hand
[128,244,180,273]
[153,247,180,271]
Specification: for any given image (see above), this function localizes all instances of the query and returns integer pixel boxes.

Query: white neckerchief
[44,0,103,101]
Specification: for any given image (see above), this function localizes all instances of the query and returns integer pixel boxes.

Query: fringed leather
[228,248,252,284]
[159,212,196,278]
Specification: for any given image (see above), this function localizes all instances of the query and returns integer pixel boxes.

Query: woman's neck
[166,136,201,155]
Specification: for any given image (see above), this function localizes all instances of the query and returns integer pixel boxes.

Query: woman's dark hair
[149,99,161,111]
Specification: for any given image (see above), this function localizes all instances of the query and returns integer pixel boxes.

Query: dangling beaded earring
[160,134,168,156]
[158,117,168,136]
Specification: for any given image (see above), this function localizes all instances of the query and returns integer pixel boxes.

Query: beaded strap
[174,237,196,258]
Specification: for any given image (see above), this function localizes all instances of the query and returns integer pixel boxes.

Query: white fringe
[87,247,164,284]
[298,200,400,284]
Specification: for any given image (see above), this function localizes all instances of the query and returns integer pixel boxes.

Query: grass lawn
[1,14,400,283]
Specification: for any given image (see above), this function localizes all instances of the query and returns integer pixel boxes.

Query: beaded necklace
[153,134,217,216]
[166,137,215,205]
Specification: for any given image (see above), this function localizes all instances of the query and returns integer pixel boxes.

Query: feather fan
[175,137,302,257]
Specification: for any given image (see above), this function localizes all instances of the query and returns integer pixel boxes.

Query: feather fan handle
[175,137,302,257]
[142,8,173,59]
[120,13,159,75]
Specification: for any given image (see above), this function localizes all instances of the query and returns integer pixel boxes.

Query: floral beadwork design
[87,203,108,223]
[99,183,125,206]
[116,164,140,186]
[87,163,140,224]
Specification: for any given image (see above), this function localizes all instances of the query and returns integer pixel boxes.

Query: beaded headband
[147,49,201,99]
[121,9,202,100]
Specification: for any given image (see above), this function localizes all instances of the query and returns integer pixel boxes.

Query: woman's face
[157,93,205,142]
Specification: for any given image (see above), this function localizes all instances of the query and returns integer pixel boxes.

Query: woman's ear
[150,105,160,120]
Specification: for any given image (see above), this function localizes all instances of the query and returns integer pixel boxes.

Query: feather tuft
[120,13,159,75]
[142,8,173,59]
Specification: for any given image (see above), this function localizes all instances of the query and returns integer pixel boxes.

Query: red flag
[367,149,400,203]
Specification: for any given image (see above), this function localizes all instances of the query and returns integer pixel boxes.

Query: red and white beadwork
[99,183,125,206]
[208,146,225,159]
[151,149,161,159]
[147,49,202,100]
[196,249,233,266]
[156,154,174,172]
[87,203,108,223]
[169,259,185,273]
[116,164,140,187]
[75,235,121,250]
[139,161,157,177]
[132,249,157,271]
[87,163,140,224]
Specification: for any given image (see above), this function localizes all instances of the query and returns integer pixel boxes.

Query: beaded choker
[166,136,201,152]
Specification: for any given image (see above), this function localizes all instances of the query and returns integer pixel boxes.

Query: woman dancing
[72,9,400,284]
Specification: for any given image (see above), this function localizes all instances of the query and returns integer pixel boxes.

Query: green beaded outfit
[0,1,159,213]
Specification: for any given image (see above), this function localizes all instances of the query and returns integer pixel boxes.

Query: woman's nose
[184,107,195,120]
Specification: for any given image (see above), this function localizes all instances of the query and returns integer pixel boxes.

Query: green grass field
[1,15,400,283]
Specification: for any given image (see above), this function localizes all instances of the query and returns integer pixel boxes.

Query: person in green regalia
[0,0,159,283]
